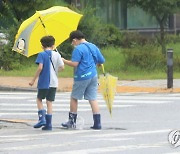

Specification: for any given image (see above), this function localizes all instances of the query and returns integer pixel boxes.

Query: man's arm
[29,63,43,86]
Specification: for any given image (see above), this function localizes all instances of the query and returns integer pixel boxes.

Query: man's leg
[61,97,78,128]
[70,97,78,113]
[89,100,99,114]
[62,80,87,129]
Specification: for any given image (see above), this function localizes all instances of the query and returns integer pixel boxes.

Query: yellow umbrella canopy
[12,6,83,57]
[99,65,118,116]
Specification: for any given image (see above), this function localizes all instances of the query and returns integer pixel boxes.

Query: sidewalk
[0,77,180,93]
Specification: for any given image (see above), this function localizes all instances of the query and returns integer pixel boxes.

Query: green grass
[0,64,74,77]
[59,65,73,77]
[1,43,180,80]
[0,65,37,76]
[167,43,180,56]
[100,44,180,80]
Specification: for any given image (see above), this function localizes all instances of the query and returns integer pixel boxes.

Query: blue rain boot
[61,112,77,129]
[42,114,52,130]
[91,114,102,130]
[34,109,46,128]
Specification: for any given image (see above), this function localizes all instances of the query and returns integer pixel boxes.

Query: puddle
[104,127,127,130]
[0,121,30,129]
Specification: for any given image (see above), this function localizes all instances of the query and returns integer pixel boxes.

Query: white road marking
[0,141,167,152]
[51,142,167,154]
[0,103,134,108]
[0,130,95,138]
[0,96,33,99]
[0,105,133,112]
[81,129,171,138]
[26,99,171,104]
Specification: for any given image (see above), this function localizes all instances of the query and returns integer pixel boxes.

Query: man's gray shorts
[71,76,98,100]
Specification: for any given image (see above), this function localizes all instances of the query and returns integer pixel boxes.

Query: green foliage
[0,26,38,70]
[123,0,180,54]
[78,7,122,48]
[59,7,123,59]
[120,32,158,48]
[0,0,67,25]
[122,45,166,70]
[100,47,124,74]
[174,55,180,71]
[0,27,20,70]
[165,34,180,44]
[124,0,180,18]
[2,45,180,80]
[57,39,73,59]
[0,0,67,70]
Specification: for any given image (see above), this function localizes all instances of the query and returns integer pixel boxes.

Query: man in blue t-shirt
[29,36,64,131]
[61,30,105,129]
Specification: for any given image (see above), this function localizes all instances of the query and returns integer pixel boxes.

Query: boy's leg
[37,98,44,110]
[41,101,53,130]
[42,88,56,130]
[36,89,48,110]
[34,89,47,128]
[45,87,56,114]
[46,100,52,114]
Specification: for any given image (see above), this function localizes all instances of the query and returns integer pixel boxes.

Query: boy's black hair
[69,30,85,42]
[40,35,55,48]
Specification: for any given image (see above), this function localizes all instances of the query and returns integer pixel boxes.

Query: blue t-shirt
[35,50,51,89]
[72,42,105,81]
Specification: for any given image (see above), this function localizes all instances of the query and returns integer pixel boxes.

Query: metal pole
[167,49,173,88]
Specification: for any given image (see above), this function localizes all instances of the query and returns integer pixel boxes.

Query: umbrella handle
[101,64,105,75]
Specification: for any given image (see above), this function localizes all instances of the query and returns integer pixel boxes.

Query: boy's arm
[58,65,64,72]
[62,58,79,67]
[58,54,65,72]
[29,63,43,86]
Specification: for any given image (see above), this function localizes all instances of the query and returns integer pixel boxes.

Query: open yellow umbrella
[12,6,83,57]
[99,64,118,116]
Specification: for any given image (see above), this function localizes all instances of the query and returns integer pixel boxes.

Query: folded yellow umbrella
[12,6,83,57]
[99,64,118,116]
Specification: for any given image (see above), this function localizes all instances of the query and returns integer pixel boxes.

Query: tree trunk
[159,21,166,54]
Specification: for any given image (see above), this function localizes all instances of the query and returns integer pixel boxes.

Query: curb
[0,85,180,93]
[0,86,36,92]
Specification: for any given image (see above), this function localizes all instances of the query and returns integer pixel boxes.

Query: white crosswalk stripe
[0,92,180,153]
[0,92,178,117]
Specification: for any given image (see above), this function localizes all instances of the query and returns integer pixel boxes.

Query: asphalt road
[0,91,180,154]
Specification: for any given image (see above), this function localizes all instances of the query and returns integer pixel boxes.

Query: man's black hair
[69,30,85,42]
[40,35,55,48]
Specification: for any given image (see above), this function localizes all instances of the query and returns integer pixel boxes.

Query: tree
[0,0,67,70]
[122,0,180,54]
[0,0,67,27]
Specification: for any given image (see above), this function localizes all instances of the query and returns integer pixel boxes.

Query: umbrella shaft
[39,17,46,28]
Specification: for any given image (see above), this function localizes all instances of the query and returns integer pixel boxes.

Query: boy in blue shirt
[29,35,64,130]
[61,30,105,129]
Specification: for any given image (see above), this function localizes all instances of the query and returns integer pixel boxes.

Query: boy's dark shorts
[37,88,57,101]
